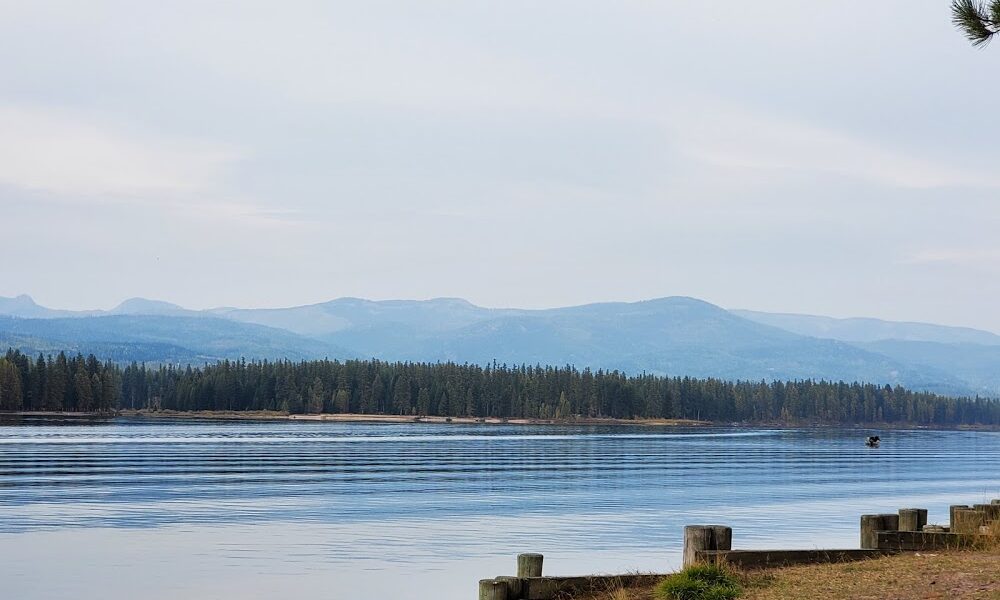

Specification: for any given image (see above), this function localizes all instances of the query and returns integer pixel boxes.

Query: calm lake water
[1,418,999,600]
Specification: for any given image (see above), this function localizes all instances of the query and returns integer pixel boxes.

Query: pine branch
[952,0,1000,47]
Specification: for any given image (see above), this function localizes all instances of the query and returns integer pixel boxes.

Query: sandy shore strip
[106,409,710,427]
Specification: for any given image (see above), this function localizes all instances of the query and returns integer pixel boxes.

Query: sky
[1,1,999,331]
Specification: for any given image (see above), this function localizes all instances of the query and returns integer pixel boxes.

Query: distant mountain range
[1,294,997,397]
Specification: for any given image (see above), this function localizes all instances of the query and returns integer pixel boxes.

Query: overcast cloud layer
[1,1,998,331]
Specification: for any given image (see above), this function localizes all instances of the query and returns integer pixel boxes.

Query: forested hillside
[2,349,997,426]
[0,297,981,396]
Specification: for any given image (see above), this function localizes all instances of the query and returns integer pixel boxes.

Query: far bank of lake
[118,409,711,427]
[8,409,997,432]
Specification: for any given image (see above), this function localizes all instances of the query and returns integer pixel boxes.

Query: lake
[1,418,999,600]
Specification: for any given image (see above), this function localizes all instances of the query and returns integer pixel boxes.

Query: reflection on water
[1,418,999,599]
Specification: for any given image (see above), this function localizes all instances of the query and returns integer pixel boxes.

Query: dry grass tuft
[557,575,658,600]
[978,519,1000,551]
[608,586,633,600]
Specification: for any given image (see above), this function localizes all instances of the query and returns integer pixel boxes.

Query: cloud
[1,1,999,329]
[0,105,242,198]
[662,100,1000,191]
[904,248,1000,267]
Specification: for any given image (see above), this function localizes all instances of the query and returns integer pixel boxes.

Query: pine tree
[275,370,297,413]
[555,391,572,419]
[45,354,68,411]
[366,374,384,414]
[99,369,118,413]
[307,377,325,414]
[391,375,411,415]
[335,388,351,413]
[29,354,46,411]
[74,370,94,412]
[0,359,23,411]
[416,387,431,415]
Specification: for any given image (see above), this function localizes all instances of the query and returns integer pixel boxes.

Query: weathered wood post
[495,576,523,599]
[952,508,985,534]
[517,553,544,578]
[683,526,713,567]
[683,525,732,567]
[860,514,898,549]
[898,508,928,532]
[479,579,510,600]
[950,504,970,529]
[973,504,1000,522]
[711,525,733,553]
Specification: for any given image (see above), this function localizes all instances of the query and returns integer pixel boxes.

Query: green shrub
[655,564,742,600]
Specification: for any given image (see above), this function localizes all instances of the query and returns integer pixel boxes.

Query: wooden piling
[479,579,509,600]
[683,525,732,567]
[684,526,713,567]
[860,514,899,549]
[517,553,544,578]
[711,525,733,552]
[973,504,1000,521]
[950,504,970,528]
[952,508,985,534]
[898,508,928,532]
[495,576,523,598]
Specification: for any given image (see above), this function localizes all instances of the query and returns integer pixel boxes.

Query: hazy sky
[2,1,999,330]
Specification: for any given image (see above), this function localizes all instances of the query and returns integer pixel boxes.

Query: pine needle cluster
[952,0,1000,47]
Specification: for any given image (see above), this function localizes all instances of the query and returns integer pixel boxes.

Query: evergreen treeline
[2,349,999,426]
[0,350,120,412]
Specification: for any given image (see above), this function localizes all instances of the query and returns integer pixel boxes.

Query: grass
[570,550,1000,600]
[655,564,742,600]
[741,550,1000,600]
[980,520,1000,551]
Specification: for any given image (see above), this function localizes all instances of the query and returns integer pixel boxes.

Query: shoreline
[3,410,998,431]
[1,411,118,418]
[112,410,712,427]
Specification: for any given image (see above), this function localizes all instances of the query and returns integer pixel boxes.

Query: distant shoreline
[3,410,998,431]
[1,411,117,418]
[2,409,709,427]
[118,410,712,427]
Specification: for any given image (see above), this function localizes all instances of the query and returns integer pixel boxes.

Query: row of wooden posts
[686,499,1000,567]
[859,501,1000,549]
[479,554,542,600]
[479,499,1000,600]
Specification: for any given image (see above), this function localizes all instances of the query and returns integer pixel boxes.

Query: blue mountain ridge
[0,295,995,396]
